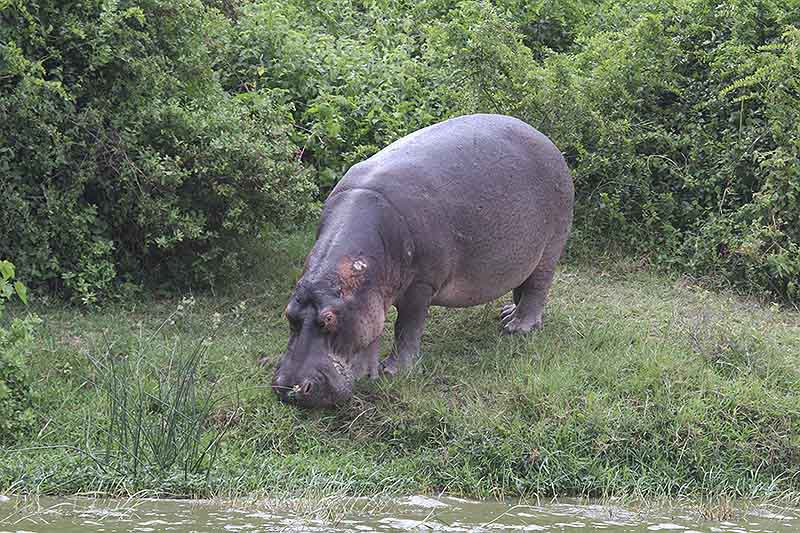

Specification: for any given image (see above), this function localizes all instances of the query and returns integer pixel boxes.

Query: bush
[0,0,317,303]
[2,0,798,302]
[0,261,38,445]
[684,26,800,300]
[425,0,800,301]
[221,0,447,192]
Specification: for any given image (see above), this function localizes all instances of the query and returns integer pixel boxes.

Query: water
[1,495,798,532]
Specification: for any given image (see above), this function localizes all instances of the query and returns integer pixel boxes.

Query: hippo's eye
[319,311,336,333]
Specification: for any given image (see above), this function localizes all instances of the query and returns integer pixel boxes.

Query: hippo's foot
[379,357,397,377]
[499,304,542,334]
[380,351,417,377]
[379,355,402,377]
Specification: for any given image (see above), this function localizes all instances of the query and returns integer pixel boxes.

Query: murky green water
[1,495,798,532]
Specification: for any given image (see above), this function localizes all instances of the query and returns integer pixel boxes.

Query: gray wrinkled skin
[272,114,574,408]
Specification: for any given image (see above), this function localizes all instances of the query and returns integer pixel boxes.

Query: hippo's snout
[272,374,316,403]
[272,367,350,408]
[274,288,373,409]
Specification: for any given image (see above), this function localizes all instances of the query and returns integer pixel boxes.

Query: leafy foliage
[0,260,38,445]
[219,0,447,192]
[424,0,800,300]
[2,0,799,301]
[0,0,316,303]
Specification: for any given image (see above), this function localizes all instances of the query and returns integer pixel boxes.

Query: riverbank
[2,230,799,501]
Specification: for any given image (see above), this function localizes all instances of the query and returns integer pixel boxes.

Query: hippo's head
[272,256,386,408]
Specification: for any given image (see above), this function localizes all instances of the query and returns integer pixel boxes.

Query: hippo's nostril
[300,380,314,396]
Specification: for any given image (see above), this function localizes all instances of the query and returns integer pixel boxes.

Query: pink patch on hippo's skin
[336,256,368,298]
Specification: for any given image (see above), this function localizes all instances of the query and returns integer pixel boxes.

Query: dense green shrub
[1,0,798,301]
[425,0,800,300]
[495,0,599,54]
[0,261,37,445]
[684,26,800,300]
[221,0,594,193]
[0,0,316,303]
[220,0,447,192]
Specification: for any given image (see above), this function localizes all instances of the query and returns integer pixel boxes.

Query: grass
[1,228,799,503]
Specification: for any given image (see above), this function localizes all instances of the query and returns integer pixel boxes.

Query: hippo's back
[330,114,574,307]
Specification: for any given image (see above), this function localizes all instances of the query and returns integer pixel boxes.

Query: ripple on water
[2,496,800,532]
[748,508,798,521]
[402,495,449,509]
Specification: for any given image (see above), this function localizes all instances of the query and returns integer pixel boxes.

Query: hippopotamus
[272,113,574,408]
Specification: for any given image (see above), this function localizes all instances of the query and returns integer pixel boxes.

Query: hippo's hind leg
[501,232,568,334]
[380,282,434,376]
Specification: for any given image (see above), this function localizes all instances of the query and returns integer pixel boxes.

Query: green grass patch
[1,230,799,501]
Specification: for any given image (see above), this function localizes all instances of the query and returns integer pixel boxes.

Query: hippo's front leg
[347,336,381,380]
[380,283,434,376]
